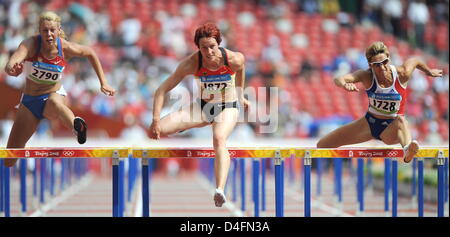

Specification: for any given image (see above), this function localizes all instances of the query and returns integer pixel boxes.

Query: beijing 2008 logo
[63,151,75,157]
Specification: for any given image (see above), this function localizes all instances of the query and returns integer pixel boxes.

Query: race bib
[200,74,233,94]
[26,61,63,85]
[368,93,401,115]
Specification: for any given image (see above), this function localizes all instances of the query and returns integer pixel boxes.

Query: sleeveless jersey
[366,65,407,117]
[194,47,235,95]
[24,35,66,85]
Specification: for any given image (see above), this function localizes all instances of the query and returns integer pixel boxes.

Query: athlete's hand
[427,69,443,77]
[148,120,161,140]
[343,82,359,92]
[101,84,116,96]
[5,62,23,77]
[240,98,250,111]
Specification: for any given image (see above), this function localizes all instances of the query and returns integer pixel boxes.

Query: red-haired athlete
[149,22,250,207]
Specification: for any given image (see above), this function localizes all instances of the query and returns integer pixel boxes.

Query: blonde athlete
[149,22,250,207]
[3,11,115,167]
[317,42,443,163]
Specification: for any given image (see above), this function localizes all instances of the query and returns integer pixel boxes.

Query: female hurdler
[317,41,443,163]
[148,22,250,207]
[4,11,115,167]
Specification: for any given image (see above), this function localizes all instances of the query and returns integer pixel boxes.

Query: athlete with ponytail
[3,11,115,167]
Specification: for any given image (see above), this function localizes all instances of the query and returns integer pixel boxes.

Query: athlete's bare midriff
[198,86,237,103]
[23,79,61,96]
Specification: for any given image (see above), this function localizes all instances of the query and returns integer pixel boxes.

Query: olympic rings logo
[63,151,75,157]
[387,151,398,157]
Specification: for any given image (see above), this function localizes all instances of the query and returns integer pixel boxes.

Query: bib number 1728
[372,99,396,112]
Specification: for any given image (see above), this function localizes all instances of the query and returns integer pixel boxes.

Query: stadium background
[0,0,448,217]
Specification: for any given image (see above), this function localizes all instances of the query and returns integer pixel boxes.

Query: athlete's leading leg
[380,115,418,163]
[5,105,40,167]
[211,108,238,207]
[157,101,210,136]
[43,93,87,144]
[316,116,373,148]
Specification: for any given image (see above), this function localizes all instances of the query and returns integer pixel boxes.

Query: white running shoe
[214,189,226,207]
[403,140,419,163]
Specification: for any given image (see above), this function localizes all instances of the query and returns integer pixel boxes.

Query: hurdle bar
[0,148,129,217]
[132,147,293,217]
[295,148,449,217]
[1,147,448,217]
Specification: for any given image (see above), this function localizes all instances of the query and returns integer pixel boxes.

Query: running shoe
[74,117,87,144]
[403,140,419,163]
[214,188,226,207]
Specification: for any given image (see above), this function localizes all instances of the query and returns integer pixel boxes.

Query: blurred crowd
[0,0,448,144]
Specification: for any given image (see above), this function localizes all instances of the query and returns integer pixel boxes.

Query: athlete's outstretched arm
[334,70,369,92]
[232,52,249,110]
[149,58,193,139]
[62,39,115,96]
[4,38,33,76]
[398,57,443,83]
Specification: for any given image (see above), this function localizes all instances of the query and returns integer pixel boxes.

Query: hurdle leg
[119,159,125,217]
[142,156,150,217]
[274,151,284,217]
[112,156,119,217]
[0,160,3,215]
[316,158,322,197]
[32,159,38,208]
[50,158,55,196]
[252,158,260,217]
[20,159,27,214]
[357,158,364,216]
[392,158,398,217]
[304,151,311,217]
[240,158,246,212]
[445,157,448,216]
[232,159,237,202]
[262,158,266,213]
[367,159,373,193]
[40,158,46,204]
[4,164,10,217]
[437,152,444,217]
[335,158,343,207]
[384,158,391,216]
[412,158,417,208]
[418,157,424,217]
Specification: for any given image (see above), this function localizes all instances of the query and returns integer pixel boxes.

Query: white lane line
[285,188,355,217]
[28,174,94,217]
[196,174,245,217]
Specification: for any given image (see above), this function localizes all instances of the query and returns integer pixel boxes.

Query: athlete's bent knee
[213,135,226,147]
[316,139,330,148]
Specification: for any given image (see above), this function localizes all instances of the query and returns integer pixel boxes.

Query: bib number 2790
[32,69,59,81]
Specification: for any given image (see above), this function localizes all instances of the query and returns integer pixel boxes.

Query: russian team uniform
[21,35,67,119]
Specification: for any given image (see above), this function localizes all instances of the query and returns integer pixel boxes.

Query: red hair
[194,22,222,47]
